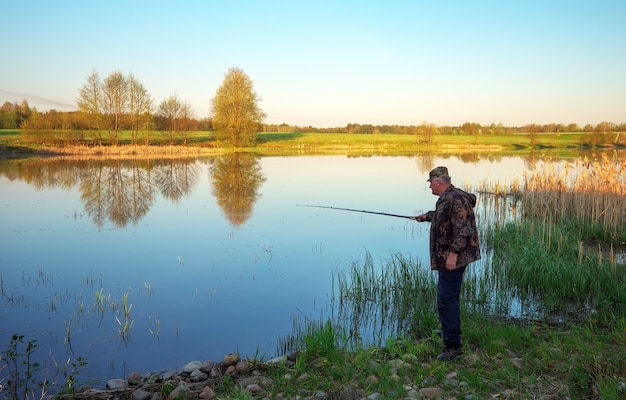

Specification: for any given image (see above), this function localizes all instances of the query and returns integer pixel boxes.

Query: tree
[211,67,265,147]
[128,74,153,145]
[417,122,437,145]
[101,71,129,145]
[0,101,18,128]
[157,94,187,145]
[77,70,104,144]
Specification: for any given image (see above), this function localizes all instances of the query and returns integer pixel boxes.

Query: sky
[2,1,625,128]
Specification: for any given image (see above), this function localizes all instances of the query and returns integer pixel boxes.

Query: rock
[106,378,128,390]
[199,386,215,399]
[200,361,216,373]
[182,360,203,374]
[367,393,381,400]
[510,358,525,369]
[445,379,459,387]
[225,365,236,375]
[132,388,151,400]
[340,385,362,400]
[166,384,190,400]
[223,353,240,366]
[245,383,262,394]
[235,360,250,373]
[445,371,457,380]
[365,375,379,384]
[209,364,223,379]
[127,371,144,385]
[313,390,327,398]
[406,388,420,398]
[238,375,274,388]
[267,355,288,365]
[419,387,442,398]
[190,369,208,382]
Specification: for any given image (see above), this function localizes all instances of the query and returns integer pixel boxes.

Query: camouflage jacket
[422,185,481,270]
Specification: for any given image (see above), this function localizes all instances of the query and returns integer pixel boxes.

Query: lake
[0,153,551,385]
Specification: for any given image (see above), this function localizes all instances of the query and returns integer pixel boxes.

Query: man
[412,166,481,362]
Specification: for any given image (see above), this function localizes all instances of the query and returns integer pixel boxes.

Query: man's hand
[411,213,426,222]
[446,252,458,270]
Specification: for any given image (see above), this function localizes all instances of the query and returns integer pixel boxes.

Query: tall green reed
[332,252,439,347]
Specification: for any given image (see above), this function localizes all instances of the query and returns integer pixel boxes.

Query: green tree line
[1,67,625,146]
[4,99,624,137]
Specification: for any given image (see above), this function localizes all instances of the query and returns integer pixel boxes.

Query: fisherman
[412,166,481,362]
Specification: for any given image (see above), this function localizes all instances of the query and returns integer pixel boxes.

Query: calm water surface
[0,154,530,383]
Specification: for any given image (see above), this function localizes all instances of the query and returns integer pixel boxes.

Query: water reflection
[80,160,157,227]
[211,153,266,226]
[153,159,200,204]
[0,154,266,228]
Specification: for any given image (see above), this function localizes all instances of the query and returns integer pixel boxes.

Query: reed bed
[521,153,626,242]
[478,152,626,243]
[488,220,626,321]
[332,252,438,346]
[475,152,626,322]
[31,144,224,159]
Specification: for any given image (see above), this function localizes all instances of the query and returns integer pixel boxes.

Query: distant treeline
[1,98,624,136]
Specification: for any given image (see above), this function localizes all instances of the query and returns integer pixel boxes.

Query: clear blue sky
[2,0,625,128]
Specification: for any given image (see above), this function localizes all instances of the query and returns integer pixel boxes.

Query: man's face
[429,178,444,195]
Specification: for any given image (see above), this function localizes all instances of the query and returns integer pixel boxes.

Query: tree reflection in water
[81,158,203,228]
[210,152,266,226]
[1,153,265,228]
[80,160,156,227]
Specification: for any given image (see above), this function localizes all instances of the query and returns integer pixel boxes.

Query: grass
[266,310,625,399]
[2,129,621,159]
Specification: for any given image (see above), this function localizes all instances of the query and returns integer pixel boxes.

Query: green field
[1,129,603,158]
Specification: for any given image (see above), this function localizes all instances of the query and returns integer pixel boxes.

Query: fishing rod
[296,204,413,219]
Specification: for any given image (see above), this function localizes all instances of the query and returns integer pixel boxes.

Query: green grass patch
[4,129,609,158]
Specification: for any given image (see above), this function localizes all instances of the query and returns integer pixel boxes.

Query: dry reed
[479,153,626,242]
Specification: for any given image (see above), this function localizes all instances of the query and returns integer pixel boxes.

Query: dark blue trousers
[437,266,466,349]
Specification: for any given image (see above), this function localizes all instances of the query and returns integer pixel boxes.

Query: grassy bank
[1,129,620,159]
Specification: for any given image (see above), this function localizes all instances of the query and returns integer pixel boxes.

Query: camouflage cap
[427,166,450,182]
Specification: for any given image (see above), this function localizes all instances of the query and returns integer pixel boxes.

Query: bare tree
[179,101,196,145]
[211,67,265,147]
[128,74,153,145]
[101,71,129,145]
[77,70,104,144]
[417,122,438,145]
[157,94,185,145]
